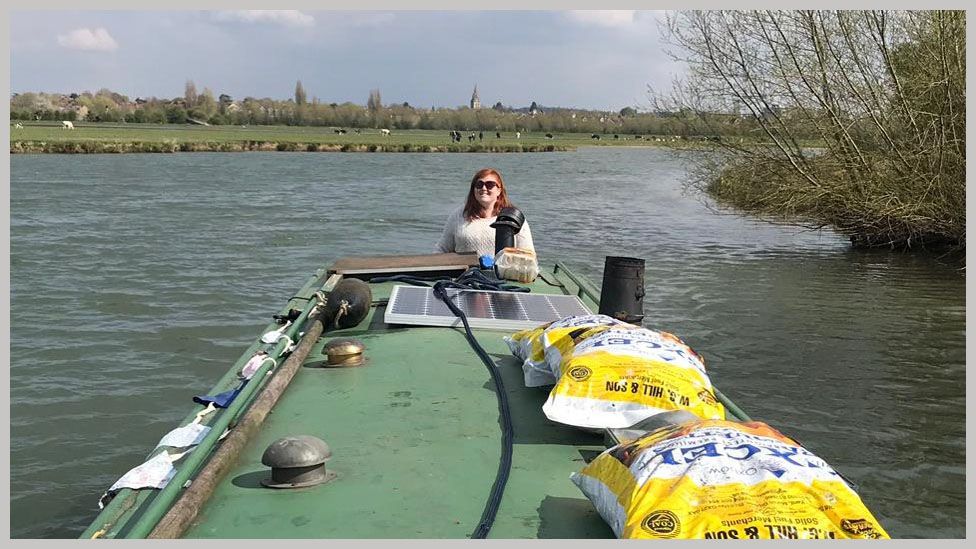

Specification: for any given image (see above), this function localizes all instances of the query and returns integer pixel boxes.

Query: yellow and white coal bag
[503,314,629,387]
[571,419,889,539]
[542,325,725,428]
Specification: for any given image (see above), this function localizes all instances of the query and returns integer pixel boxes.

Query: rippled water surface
[9,150,965,538]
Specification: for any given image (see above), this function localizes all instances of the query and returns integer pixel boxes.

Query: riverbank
[9,140,571,153]
[8,122,683,154]
[702,156,966,256]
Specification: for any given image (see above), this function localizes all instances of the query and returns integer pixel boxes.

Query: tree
[619,106,638,117]
[165,104,188,124]
[97,88,128,105]
[660,10,966,250]
[367,89,382,112]
[184,80,198,107]
[367,89,383,127]
[10,92,42,112]
[295,80,307,106]
[194,87,218,120]
[218,93,233,115]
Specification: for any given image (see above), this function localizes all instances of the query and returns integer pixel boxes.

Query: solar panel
[384,285,592,331]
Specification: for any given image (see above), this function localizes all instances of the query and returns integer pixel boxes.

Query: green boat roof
[81,254,746,539]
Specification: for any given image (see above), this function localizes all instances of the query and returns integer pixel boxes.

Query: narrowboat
[79,252,750,539]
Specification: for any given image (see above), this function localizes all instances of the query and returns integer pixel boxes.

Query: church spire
[470,84,481,110]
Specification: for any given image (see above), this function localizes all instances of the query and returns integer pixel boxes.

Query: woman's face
[472,176,502,211]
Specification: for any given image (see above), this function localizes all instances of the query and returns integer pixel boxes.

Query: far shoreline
[9,141,576,154]
[7,121,715,155]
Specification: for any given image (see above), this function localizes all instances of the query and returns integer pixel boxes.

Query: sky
[8,10,685,112]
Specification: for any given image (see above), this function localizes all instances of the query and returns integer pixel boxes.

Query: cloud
[565,11,637,28]
[56,27,118,51]
[213,10,315,28]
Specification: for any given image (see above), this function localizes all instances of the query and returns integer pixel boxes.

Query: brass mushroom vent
[323,338,366,367]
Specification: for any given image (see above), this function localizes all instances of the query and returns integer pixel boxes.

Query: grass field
[9,121,673,153]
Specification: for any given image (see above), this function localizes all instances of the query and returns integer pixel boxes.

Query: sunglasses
[474,180,499,190]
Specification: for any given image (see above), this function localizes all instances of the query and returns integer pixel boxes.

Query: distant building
[470,85,481,110]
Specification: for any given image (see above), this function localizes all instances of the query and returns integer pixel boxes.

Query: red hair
[462,168,513,221]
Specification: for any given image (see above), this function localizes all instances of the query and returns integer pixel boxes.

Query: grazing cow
[614,134,619,139]
[334,128,344,134]
[545,133,554,139]
[450,130,460,143]
[591,134,601,140]
[61,121,75,130]
[516,131,521,139]
[495,132,501,139]
[635,135,642,140]
[380,128,391,136]
[478,131,483,141]
[14,123,23,129]
[468,133,475,142]
[355,129,362,134]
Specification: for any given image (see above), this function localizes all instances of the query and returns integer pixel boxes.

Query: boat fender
[323,278,372,330]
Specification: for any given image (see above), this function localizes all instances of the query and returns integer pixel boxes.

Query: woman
[435,168,535,258]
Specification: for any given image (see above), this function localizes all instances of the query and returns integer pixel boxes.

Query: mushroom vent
[323,337,366,367]
[261,435,336,489]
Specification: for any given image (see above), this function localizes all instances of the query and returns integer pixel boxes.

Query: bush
[165,106,188,124]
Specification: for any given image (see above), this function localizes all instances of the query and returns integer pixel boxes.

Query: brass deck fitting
[323,337,366,367]
[261,435,336,489]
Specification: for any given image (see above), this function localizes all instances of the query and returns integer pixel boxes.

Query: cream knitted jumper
[435,207,536,258]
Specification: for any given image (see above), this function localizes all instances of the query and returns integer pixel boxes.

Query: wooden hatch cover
[328,252,480,279]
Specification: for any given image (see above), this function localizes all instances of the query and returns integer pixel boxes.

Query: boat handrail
[81,273,341,539]
[127,297,322,538]
[552,262,601,304]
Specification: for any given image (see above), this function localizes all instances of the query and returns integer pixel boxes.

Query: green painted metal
[80,262,751,539]
[553,261,601,303]
[715,389,751,421]
[179,273,614,539]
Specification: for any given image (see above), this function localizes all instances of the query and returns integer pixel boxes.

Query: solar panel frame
[384,285,592,331]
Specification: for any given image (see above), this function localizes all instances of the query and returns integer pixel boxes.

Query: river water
[8,149,965,538]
